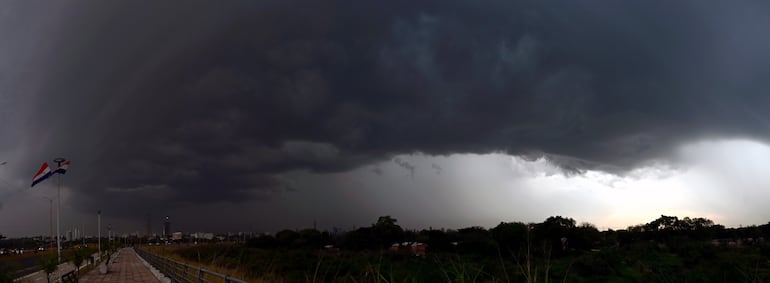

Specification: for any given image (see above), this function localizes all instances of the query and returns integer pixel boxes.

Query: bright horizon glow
[288,138,770,231]
[514,138,770,229]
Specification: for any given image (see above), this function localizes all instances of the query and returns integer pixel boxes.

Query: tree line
[245,215,770,256]
[171,215,770,282]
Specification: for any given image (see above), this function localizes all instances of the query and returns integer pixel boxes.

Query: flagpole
[56,172,61,263]
[49,198,53,250]
[53,157,65,264]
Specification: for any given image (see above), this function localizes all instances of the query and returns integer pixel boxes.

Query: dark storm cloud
[13,1,770,216]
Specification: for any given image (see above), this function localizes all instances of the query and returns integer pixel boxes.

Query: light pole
[97,210,101,258]
[41,197,53,250]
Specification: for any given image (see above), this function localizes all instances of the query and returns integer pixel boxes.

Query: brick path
[80,248,160,283]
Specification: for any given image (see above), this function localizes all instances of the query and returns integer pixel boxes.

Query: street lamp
[41,197,53,250]
[97,210,101,258]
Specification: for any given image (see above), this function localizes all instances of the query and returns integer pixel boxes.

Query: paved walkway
[80,248,160,283]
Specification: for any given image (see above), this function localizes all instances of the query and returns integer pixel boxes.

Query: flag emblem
[31,162,52,187]
[54,160,70,175]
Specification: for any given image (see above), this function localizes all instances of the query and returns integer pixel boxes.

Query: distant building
[389,242,428,257]
[172,232,182,241]
[163,216,171,239]
[192,232,214,240]
[146,213,152,237]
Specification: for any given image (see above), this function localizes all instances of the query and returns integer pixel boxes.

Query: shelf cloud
[3,1,770,234]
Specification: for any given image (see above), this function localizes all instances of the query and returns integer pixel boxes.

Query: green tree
[418,229,452,252]
[0,263,16,283]
[246,234,276,248]
[543,216,577,229]
[645,215,679,231]
[341,227,375,250]
[297,228,324,248]
[275,230,300,247]
[533,216,576,254]
[491,222,528,252]
[372,215,404,247]
[456,226,496,255]
[569,222,601,250]
[38,256,58,283]
[72,250,85,273]
[375,216,397,227]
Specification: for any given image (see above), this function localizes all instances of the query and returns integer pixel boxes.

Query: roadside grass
[145,244,541,282]
[144,245,267,282]
[142,242,770,282]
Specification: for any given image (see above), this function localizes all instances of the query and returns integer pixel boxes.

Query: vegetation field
[146,215,770,282]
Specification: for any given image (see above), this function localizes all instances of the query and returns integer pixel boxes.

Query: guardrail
[134,247,248,283]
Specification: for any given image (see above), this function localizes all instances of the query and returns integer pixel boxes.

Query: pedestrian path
[80,248,160,283]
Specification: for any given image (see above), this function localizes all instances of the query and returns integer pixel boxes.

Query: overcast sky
[3,1,770,237]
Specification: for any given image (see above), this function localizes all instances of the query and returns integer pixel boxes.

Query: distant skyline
[4,1,770,237]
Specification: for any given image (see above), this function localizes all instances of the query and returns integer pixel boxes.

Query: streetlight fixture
[97,210,101,258]
[41,197,53,250]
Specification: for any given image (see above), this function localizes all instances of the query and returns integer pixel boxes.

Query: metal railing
[134,247,249,283]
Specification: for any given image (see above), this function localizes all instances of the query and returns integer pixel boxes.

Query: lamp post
[98,210,101,258]
[41,197,53,250]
